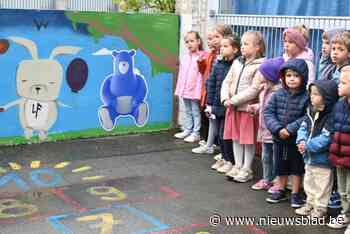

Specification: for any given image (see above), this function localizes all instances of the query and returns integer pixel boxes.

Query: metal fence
[0,0,115,11]
[214,14,350,60]
[0,0,54,9]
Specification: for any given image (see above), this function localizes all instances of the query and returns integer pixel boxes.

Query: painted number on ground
[87,186,127,201]
[0,169,62,192]
[77,213,122,234]
[0,199,38,219]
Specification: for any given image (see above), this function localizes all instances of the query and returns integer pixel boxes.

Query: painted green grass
[0,122,171,146]
[65,11,179,75]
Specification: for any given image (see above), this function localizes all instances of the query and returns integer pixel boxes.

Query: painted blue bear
[98,49,149,131]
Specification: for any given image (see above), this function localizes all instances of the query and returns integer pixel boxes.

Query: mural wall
[0,9,179,145]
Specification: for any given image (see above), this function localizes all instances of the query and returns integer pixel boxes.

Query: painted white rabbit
[0,37,81,140]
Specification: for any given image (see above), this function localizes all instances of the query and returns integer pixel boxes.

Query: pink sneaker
[268,183,281,194]
[251,179,273,191]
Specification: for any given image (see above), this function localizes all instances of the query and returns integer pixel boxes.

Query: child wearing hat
[247,57,285,191]
[283,25,315,85]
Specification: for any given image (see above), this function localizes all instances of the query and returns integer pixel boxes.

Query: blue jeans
[262,143,275,182]
[182,98,201,136]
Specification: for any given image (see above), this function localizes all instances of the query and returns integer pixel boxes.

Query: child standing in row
[329,31,350,83]
[174,31,204,142]
[318,28,346,211]
[328,66,350,231]
[295,79,339,218]
[283,25,315,85]
[318,29,345,81]
[264,59,309,207]
[248,57,284,190]
[203,35,241,172]
[197,25,233,143]
[221,31,266,181]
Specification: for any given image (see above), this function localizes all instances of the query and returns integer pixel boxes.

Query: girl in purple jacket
[248,57,284,191]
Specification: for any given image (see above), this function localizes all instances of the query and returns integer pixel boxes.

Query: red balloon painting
[66,58,88,93]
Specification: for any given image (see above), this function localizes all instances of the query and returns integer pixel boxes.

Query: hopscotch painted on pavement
[0,162,209,234]
[0,161,104,192]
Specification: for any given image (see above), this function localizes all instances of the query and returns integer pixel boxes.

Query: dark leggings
[200,111,209,141]
[218,116,234,163]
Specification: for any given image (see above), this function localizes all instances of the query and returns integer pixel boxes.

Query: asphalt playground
[0,131,345,234]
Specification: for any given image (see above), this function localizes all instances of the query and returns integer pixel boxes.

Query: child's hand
[259,82,266,90]
[224,100,233,107]
[204,105,212,114]
[204,105,212,118]
[297,141,306,154]
[246,104,258,115]
[279,128,290,140]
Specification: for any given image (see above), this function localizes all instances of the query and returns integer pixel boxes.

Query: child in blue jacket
[264,59,309,208]
[296,79,339,218]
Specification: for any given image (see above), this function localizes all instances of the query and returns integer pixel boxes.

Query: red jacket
[329,99,350,168]
[330,132,350,168]
[197,51,217,108]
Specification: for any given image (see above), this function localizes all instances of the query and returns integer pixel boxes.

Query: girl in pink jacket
[174,31,205,143]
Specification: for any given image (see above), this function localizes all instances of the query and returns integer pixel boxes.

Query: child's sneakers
[213,153,222,161]
[310,208,327,218]
[266,190,288,204]
[328,191,342,209]
[225,165,241,179]
[234,168,253,183]
[290,193,304,208]
[184,134,200,143]
[295,205,313,216]
[217,161,233,173]
[211,159,225,170]
[268,183,281,194]
[174,131,190,139]
[192,145,214,154]
[251,179,273,191]
[327,214,350,229]
[198,140,206,146]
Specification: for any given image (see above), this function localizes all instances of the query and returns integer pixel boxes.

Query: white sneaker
[327,214,350,229]
[199,140,206,146]
[192,145,214,154]
[213,153,222,161]
[184,134,200,143]
[225,165,241,178]
[211,159,225,170]
[174,131,190,139]
[217,162,233,173]
[234,168,253,183]
[295,205,313,216]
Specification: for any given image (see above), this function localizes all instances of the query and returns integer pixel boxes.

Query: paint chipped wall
[0,9,179,145]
